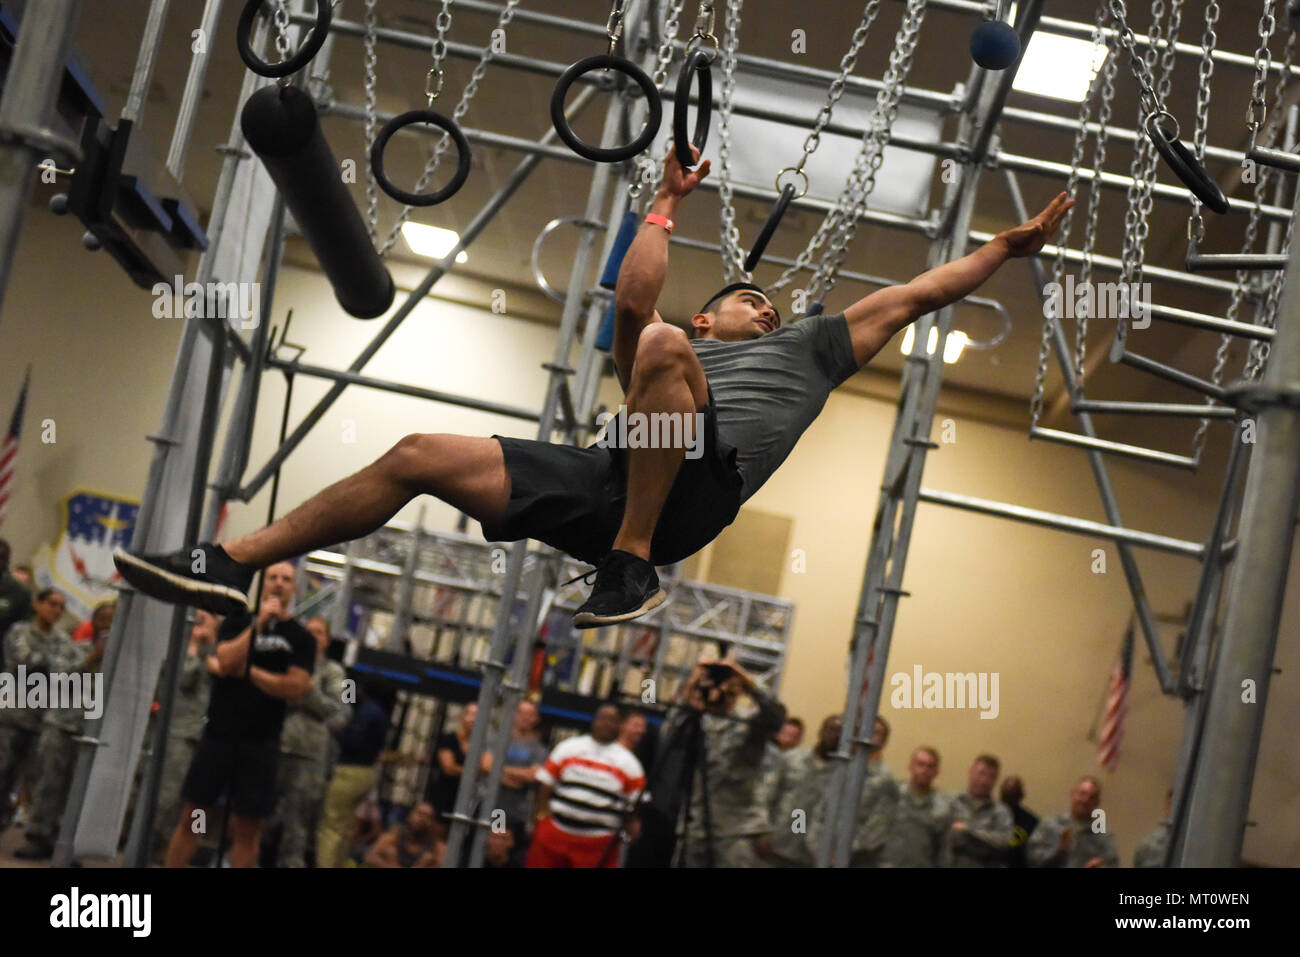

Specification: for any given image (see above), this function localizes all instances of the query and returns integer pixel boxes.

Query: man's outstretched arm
[840,192,1074,368]
[611,147,711,390]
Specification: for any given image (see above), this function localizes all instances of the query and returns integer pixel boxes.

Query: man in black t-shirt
[163,561,315,868]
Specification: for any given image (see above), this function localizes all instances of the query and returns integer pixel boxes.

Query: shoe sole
[112,549,249,617]
[572,588,667,630]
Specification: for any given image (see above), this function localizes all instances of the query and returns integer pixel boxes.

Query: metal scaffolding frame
[0,0,1290,868]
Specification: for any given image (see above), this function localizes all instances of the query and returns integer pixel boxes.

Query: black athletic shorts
[181,732,281,820]
[482,388,744,567]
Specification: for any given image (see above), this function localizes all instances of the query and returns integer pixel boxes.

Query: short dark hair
[35,587,61,604]
[914,745,940,764]
[784,717,804,731]
[974,753,1000,773]
[874,714,891,743]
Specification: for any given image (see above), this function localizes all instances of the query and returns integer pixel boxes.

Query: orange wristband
[644,213,674,233]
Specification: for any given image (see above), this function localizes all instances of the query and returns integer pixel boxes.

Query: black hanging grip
[1145,113,1229,215]
[744,182,796,273]
[370,110,472,207]
[674,49,713,169]
[551,54,662,163]
[236,0,332,79]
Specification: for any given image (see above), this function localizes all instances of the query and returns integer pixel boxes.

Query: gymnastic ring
[744,182,796,273]
[236,0,332,80]
[370,110,472,207]
[551,54,663,163]
[673,49,713,169]
[1144,111,1229,215]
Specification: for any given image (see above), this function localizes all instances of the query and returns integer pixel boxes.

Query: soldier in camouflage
[882,745,950,867]
[1133,790,1172,868]
[664,657,786,868]
[941,754,1014,867]
[0,589,68,830]
[850,715,899,867]
[152,610,220,860]
[273,615,350,867]
[1026,776,1120,868]
[761,714,841,866]
[12,600,107,859]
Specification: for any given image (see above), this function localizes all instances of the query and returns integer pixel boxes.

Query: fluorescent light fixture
[1012,30,1109,102]
[900,325,968,364]
[401,222,468,263]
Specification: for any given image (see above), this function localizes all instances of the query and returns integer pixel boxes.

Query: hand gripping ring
[744,182,796,274]
[673,49,713,169]
[1145,111,1229,215]
[369,110,472,207]
[236,0,332,79]
[551,54,663,163]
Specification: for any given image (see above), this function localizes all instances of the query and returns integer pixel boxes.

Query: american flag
[1097,622,1135,772]
[0,367,30,528]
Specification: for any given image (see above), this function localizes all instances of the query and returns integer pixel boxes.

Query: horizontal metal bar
[264,356,543,422]
[1000,106,1250,168]
[1118,350,1230,401]
[1186,252,1289,272]
[1248,143,1300,173]
[1030,426,1199,470]
[998,152,1294,224]
[1146,302,1275,341]
[918,487,1205,558]
[1072,400,1238,420]
[451,0,608,38]
[969,230,1245,294]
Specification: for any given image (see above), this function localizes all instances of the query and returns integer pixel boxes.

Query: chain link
[427,1,453,105]
[272,0,294,62]
[716,0,748,280]
[629,0,689,206]
[376,0,522,258]
[1187,0,1219,243]
[1247,0,1278,146]
[362,0,380,244]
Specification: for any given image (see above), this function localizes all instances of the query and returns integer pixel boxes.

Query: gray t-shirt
[691,313,859,503]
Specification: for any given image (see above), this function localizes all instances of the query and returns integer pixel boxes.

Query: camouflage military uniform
[275,656,349,867]
[881,786,951,867]
[0,621,66,813]
[154,648,213,854]
[1133,821,1169,868]
[850,761,899,867]
[940,792,1014,867]
[764,745,835,866]
[1026,812,1120,868]
[25,630,94,845]
[666,682,786,868]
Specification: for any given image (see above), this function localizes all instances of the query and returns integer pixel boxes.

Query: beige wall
[2,208,1295,865]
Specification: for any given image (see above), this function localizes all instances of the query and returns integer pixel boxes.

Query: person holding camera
[162,561,316,868]
[665,657,787,868]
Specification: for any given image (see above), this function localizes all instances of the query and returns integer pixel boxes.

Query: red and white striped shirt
[536,734,646,837]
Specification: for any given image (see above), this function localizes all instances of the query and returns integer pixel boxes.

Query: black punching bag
[240,84,395,319]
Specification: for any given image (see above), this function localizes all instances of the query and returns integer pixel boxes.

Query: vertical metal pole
[444,0,652,866]
[1178,189,1300,867]
[120,0,173,127]
[0,0,83,322]
[167,0,226,180]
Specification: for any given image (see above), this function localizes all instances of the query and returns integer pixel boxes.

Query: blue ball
[970,20,1021,71]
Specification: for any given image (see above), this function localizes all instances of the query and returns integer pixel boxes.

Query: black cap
[698,282,781,323]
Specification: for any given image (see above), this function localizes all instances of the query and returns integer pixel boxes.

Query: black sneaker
[113,543,253,616]
[571,550,667,629]
[13,837,53,860]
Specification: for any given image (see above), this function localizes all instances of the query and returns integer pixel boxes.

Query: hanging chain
[1032,9,1109,428]
[800,0,928,302]
[271,0,294,62]
[1106,0,1164,118]
[427,0,453,106]
[630,0,689,206]
[1187,0,1219,244]
[378,0,522,258]
[606,0,628,55]
[362,0,380,244]
[1247,0,1278,151]
[716,0,748,280]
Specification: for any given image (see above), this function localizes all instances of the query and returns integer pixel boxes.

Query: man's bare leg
[228,816,262,868]
[222,434,511,568]
[164,804,202,868]
[610,324,710,561]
